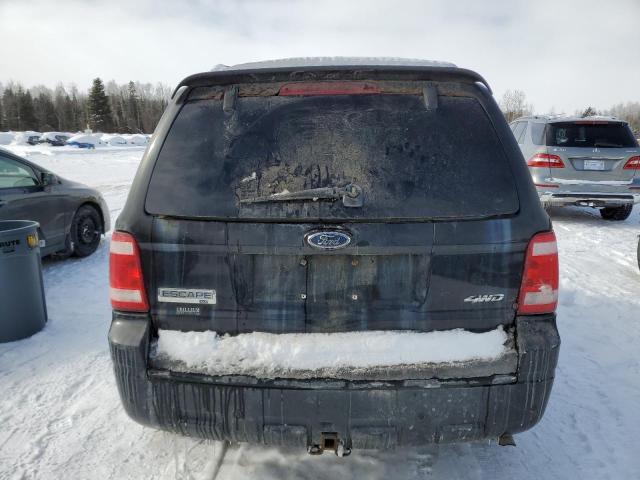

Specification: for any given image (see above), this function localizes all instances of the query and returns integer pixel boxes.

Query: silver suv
[511,115,640,220]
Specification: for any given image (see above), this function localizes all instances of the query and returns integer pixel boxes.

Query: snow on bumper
[108,314,560,448]
[150,327,513,381]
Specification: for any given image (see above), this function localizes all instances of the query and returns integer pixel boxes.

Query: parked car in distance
[0,148,109,257]
[109,58,560,454]
[40,132,72,147]
[27,135,41,146]
[511,115,640,220]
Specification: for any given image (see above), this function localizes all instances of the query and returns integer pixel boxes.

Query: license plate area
[583,159,605,170]
[305,254,429,332]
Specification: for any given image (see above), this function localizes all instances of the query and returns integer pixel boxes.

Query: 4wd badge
[464,294,505,304]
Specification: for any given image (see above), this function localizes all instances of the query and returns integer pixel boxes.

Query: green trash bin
[0,220,47,342]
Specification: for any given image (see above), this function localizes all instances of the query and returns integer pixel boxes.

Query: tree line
[0,78,171,134]
[499,89,640,136]
[2,80,638,137]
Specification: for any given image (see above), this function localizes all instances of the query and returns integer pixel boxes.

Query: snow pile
[100,134,127,146]
[153,327,509,379]
[66,133,106,146]
[0,132,14,144]
[11,131,41,144]
[122,133,148,145]
[2,131,151,149]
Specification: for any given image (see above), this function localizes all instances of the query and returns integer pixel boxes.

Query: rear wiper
[594,142,622,148]
[240,183,363,207]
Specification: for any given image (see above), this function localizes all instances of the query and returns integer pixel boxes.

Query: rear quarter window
[531,123,546,146]
[146,92,519,220]
[510,122,526,144]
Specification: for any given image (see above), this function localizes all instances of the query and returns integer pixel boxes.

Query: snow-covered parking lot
[1,146,639,479]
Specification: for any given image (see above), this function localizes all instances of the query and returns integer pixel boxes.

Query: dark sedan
[0,148,109,257]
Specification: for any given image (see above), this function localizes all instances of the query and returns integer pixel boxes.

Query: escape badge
[157,288,216,305]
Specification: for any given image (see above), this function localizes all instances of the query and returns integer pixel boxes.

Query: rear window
[146,92,519,220]
[546,122,638,148]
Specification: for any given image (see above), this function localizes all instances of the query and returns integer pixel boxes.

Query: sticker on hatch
[157,288,216,305]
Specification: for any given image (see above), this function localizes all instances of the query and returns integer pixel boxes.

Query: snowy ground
[1,146,639,479]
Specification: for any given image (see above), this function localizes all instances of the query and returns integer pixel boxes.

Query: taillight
[279,81,381,96]
[109,231,149,312]
[623,156,640,170]
[527,153,565,168]
[518,231,559,315]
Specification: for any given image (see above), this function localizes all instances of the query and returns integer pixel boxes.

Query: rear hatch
[144,81,525,336]
[545,120,639,192]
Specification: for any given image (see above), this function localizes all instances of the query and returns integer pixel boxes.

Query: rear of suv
[108,58,560,453]
[511,115,640,220]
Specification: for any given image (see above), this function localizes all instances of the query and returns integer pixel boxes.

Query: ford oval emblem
[306,230,352,250]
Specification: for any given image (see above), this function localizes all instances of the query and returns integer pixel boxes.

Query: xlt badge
[157,288,216,305]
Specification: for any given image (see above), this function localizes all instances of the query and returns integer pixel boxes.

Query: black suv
[108,58,560,453]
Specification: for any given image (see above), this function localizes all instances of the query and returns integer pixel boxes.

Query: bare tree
[0,80,171,133]
[606,102,640,137]
[499,89,534,122]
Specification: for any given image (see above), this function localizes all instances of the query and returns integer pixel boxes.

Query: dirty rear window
[146,93,519,220]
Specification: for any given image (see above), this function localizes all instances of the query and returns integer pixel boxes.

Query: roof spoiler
[172,65,493,98]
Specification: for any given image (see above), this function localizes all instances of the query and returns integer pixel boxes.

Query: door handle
[0,200,6,207]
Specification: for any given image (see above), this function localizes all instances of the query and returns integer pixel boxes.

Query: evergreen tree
[581,106,597,118]
[69,86,85,131]
[61,94,76,131]
[87,78,113,132]
[0,98,5,131]
[2,87,18,130]
[34,92,57,131]
[53,85,70,131]
[127,81,140,132]
[18,88,37,131]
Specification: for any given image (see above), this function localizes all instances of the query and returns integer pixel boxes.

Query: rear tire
[70,205,102,257]
[599,204,632,221]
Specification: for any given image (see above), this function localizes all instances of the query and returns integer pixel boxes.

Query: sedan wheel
[70,205,102,257]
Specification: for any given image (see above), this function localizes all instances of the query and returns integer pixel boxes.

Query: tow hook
[307,433,352,457]
[335,441,351,457]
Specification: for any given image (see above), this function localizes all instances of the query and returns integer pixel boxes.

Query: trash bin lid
[0,220,40,256]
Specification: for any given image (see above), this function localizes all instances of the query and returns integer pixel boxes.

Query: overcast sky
[1,0,638,114]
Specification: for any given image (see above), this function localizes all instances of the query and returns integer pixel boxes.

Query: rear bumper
[108,314,560,449]
[537,190,640,207]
